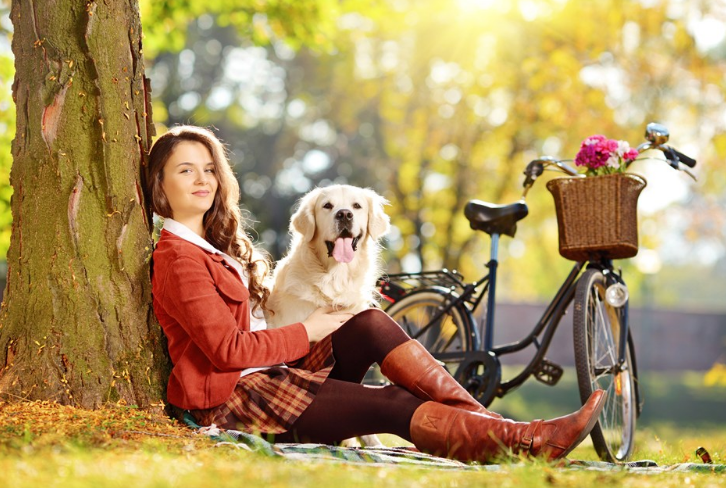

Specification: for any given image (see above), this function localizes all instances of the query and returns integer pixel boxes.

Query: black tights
[275,309,424,443]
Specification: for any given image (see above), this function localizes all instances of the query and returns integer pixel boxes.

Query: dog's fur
[267,184,390,328]
[266,185,390,448]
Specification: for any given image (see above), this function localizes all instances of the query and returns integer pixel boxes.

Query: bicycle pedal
[534,359,563,386]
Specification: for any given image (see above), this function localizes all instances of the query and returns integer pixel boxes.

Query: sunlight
[519,0,543,21]
[456,0,568,21]
[456,0,497,12]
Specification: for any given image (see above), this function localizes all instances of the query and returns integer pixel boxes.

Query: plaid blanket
[183,413,724,474]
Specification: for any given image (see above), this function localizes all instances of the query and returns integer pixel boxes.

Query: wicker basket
[546,174,647,262]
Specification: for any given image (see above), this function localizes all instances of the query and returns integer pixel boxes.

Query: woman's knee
[340,309,410,348]
[349,308,404,335]
[354,308,389,323]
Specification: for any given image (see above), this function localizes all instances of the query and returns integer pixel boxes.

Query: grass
[1,369,724,488]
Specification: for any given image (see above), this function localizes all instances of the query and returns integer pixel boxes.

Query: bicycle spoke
[589,288,618,382]
[399,315,416,338]
[386,291,469,356]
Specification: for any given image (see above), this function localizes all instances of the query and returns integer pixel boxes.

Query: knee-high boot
[380,339,503,418]
[409,389,606,463]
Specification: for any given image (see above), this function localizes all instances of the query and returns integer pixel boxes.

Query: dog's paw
[339,437,362,448]
[358,434,385,448]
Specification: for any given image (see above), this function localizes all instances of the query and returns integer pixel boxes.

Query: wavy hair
[146,125,270,313]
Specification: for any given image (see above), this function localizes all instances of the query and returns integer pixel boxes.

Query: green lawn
[1,370,724,488]
[490,367,726,464]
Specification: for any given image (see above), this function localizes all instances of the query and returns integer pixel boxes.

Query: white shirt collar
[162,218,220,255]
[162,218,247,280]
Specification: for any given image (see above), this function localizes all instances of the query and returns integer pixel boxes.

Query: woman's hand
[301,307,354,342]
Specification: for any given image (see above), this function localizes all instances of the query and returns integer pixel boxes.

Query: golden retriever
[267,184,390,448]
[267,184,390,328]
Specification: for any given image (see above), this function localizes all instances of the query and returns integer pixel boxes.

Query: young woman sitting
[144,125,606,463]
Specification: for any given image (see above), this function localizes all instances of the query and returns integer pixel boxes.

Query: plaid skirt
[190,335,335,434]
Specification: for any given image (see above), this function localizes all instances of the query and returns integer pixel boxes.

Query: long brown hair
[146,125,270,312]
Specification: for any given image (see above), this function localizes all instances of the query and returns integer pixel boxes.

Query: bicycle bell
[645,123,669,146]
[605,283,629,308]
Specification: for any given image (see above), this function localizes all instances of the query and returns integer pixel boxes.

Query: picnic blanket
[183,413,724,474]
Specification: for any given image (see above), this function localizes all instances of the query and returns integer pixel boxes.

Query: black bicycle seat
[464,200,529,237]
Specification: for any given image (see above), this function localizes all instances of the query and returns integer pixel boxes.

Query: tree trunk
[0,0,167,408]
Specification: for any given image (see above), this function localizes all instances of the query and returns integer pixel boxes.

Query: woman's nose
[195,171,208,184]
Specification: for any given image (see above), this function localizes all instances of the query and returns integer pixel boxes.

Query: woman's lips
[193,190,210,196]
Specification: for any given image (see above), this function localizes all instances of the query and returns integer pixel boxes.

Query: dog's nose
[335,209,354,221]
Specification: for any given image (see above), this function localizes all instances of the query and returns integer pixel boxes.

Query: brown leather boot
[381,339,503,418]
[409,389,606,463]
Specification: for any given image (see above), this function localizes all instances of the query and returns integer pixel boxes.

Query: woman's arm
[161,256,310,371]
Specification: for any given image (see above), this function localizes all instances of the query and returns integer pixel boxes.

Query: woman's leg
[409,390,607,463]
[275,377,606,464]
[329,308,501,418]
[328,308,410,383]
[274,378,424,444]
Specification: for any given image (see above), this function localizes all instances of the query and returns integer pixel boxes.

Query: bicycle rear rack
[378,269,466,302]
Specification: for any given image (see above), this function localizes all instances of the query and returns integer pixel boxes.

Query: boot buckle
[520,436,533,451]
[519,419,542,453]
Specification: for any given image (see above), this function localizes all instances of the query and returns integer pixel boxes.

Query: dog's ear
[365,189,390,240]
[291,188,319,242]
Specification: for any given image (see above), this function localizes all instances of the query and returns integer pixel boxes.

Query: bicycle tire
[363,287,474,387]
[378,287,499,406]
[573,268,637,462]
[385,287,475,354]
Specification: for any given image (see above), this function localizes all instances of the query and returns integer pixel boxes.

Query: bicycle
[376,123,697,462]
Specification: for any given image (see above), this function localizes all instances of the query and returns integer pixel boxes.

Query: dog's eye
[353,203,362,209]
[322,202,333,210]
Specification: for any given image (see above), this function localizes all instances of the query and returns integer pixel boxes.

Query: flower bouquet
[546,135,647,262]
[574,135,639,176]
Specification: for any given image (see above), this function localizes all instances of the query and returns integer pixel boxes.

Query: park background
[0,0,724,442]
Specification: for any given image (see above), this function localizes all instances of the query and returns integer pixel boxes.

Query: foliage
[0,4,13,261]
[1,1,726,311]
[0,52,11,261]
[704,363,726,388]
[139,0,345,57]
[138,0,726,309]
[0,400,194,452]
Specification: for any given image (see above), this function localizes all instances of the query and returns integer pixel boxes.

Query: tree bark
[0,0,166,408]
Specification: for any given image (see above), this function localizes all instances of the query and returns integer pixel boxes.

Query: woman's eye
[323,202,333,209]
[353,203,362,209]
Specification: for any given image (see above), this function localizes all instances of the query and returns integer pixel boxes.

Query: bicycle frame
[448,231,587,396]
[383,232,632,398]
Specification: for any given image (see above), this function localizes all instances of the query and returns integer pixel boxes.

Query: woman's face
[161,141,219,229]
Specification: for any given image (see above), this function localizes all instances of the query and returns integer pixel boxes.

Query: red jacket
[152,230,310,410]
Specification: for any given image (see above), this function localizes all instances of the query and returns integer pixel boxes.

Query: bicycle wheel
[385,287,475,355]
[381,287,503,406]
[573,268,637,462]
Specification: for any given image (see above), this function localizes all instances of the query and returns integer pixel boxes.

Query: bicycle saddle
[464,200,529,237]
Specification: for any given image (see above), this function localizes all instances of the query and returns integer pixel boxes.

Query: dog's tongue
[332,237,355,263]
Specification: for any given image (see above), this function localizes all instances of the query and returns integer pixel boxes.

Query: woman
[145,125,605,463]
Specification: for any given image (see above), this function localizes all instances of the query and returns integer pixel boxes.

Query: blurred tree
[329,0,726,303]
[0,51,12,263]
[1,0,725,410]
[150,0,725,308]
[1,5,14,262]
[0,0,336,407]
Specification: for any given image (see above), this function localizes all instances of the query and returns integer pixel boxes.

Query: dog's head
[291,185,390,264]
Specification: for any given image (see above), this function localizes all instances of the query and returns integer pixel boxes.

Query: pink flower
[574,135,639,176]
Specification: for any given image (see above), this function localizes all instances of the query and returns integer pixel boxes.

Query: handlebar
[521,122,697,197]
